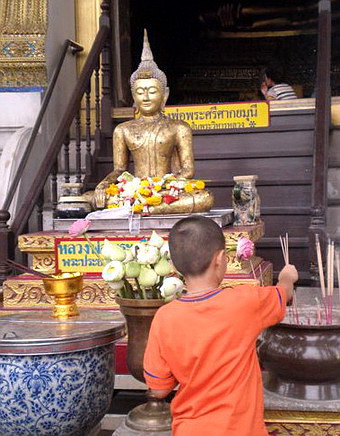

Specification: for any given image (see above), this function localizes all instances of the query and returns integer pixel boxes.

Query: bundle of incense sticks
[279,233,289,265]
[315,234,337,325]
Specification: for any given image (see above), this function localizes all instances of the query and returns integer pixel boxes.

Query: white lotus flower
[125,261,141,278]
[131,243,142,257]
[160,277,184,299]
[137,244,160,265]
[102,261,125,282]
[101,239,126,262]
[138,266,158,287]
[123,248,135,263]
[154,256,172,277]
[160,242,170,258]
[148,231,164,248]
[107,280,124,290]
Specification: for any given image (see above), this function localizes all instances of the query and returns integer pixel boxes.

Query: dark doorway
[130,0,340,103]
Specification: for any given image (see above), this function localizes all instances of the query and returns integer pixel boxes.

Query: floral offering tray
[53,208,234,231]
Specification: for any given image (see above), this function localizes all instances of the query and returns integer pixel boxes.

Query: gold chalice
[42,272,83,319]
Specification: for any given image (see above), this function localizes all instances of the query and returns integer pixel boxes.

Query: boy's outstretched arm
[276,264,299,303]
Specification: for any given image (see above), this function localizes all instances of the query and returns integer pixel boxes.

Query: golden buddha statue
[92,30,213,214]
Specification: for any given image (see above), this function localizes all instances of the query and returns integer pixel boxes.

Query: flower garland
[105,171,206,215]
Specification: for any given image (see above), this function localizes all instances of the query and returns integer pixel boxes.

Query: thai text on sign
[55,237,143,274]
[163,101,269,130]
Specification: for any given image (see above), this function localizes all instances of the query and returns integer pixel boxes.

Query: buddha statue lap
[90,30,214,214]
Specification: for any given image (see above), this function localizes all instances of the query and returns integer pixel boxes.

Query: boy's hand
[278,264,298,284]
[277,264,298,303]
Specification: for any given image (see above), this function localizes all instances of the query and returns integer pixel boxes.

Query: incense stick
[329,241,334,324]
[249,259,257,283]
[279,235,288,265]
[6,259,52,279]
[315,234,327,321]
[336,250,340,304]
[259,263,264,286]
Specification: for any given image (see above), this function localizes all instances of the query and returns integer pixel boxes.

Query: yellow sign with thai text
[164,101,269,130]
[55,237,142,274]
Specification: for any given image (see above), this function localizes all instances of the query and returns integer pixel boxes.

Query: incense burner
[259,303,340,401]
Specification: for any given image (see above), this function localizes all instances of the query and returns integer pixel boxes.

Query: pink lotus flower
[68,219,91,237]
[236,236,254,260]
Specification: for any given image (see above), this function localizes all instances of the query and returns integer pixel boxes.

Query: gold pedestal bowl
[42,273,83,319]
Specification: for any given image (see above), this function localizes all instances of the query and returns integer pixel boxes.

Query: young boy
[144,216,298,436]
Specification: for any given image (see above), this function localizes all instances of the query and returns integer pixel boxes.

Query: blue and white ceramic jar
[0,311,126,436]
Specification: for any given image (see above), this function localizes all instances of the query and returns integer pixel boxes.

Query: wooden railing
[0,0,113,284]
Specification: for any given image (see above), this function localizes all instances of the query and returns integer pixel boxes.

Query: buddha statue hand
[93,181,110,209]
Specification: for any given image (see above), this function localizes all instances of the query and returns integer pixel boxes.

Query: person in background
[143,215,298,436]
[260,66,298,101]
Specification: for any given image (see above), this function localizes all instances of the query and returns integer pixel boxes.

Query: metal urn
[115,297,172,433]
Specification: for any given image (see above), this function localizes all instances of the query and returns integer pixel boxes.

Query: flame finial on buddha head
[130,29,167,92]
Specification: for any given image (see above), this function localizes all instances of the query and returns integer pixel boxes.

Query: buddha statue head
[130,30,170,116]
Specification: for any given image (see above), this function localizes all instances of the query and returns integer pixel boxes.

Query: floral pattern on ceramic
[0,344,115,436]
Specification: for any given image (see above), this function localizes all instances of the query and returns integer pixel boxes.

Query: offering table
[3,219,271,309]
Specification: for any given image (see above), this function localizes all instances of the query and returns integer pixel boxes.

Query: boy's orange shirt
[144,285,287,436]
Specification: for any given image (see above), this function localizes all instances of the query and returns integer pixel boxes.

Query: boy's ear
[215,249,225,266]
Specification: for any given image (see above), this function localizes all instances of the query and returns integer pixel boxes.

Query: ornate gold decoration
[224,221,265,245]
[0,0,47,88]
[222,261,272,287]
[18,233,57,251]
[265,410,340,424]
[226,255,261,273]
[266,422,340,435]
[32,254,56,274]
[3,276,119,308]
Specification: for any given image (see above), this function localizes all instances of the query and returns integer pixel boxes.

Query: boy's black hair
[169,216,225,277]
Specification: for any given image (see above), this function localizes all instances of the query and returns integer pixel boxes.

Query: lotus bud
[137,244,160,265]
[107,280,124,290]
[125,261,141,278]
[160,277,184,299]
[138,266,158,287]
[148,231,164,248]
[102,260,125,282]
[160,241,170,259]
[131,243,142,257]
[123,248,135,263]
[101,239,126,262]
[154,256,172,277]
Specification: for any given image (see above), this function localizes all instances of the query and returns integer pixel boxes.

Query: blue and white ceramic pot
[0,311,126,436]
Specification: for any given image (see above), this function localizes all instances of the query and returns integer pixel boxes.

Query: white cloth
[86,203,131,220]
[0,127,33,222]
